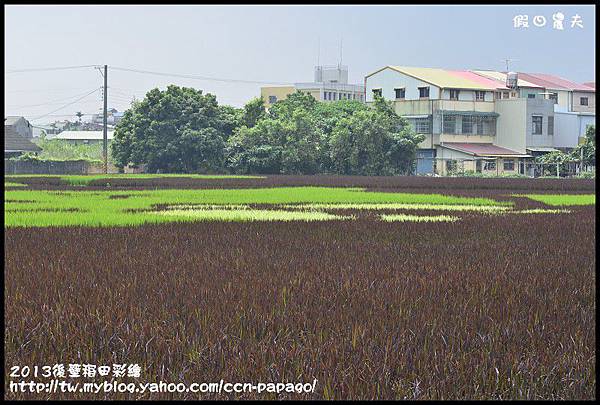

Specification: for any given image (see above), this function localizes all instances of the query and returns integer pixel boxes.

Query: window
[394,88,406,99]
[372,89,382,98]
[580,97,589,106]
[532,115,543,135]
[548,116,554,135]
[503,92,510,99]
[503,159,515,171]
[495,92,502,99]
[410,117,431,134]
[446,160,458,173]
[549,93,558,104]
[443,115,456,134]
[511,92,517,98]
[462,115,473,134]
[475,91,485,101]
[449,89,460,100]
[528,93,536,99]
[268,96,277,104]
[418,87,430,98]
[483,160,496,171]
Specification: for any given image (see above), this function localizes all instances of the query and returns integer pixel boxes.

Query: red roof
[583,82,595,89]
[518,72,595,92]
[447,70,509,90]
[441,143,527,157]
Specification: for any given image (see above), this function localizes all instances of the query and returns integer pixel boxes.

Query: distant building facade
[364,65,595,175]
[261,65,365,108]
[5,116,33,139]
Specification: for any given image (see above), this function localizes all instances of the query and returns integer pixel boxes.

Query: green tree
[571,124,595,166]
[242,97,266,128]
[329,95,423,175]
[111,85,233,173]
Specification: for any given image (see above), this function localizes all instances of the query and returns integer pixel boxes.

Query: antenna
[317,37,320,66]
[501,58,519,72]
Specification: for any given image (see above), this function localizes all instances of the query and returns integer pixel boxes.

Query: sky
[4,5,596,125]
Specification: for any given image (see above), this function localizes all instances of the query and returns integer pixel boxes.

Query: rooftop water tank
[506,72,518,89]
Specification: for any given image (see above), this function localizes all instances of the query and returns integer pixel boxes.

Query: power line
[30,88,101,121]
[7,88,102,109]
[111,66,293,86]
[5,65,99,74]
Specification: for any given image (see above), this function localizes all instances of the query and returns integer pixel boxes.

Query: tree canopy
[111,87,424,175]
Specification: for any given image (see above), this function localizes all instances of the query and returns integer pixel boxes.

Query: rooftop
[441,142,530,157]
[50,130,115,141]
[4,126,42,153]
[517,72,595,92]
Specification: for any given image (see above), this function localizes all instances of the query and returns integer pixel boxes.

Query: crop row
[4,207,595,399]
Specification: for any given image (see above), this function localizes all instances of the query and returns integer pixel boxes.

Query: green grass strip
[380,214,460,222]
[515,194,595,206]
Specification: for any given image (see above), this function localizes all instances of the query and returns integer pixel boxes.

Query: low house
[5,116,33,139]
[435,142,531,176]
[50,130,114,145]
[4,125,42,158]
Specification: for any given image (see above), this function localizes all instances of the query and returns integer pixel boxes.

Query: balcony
[393,99,496,116]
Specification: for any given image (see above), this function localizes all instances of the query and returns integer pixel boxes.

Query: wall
[572,91,596,113]
[554,111,596,148]
[495,98,527,153]
[440,89,493,102]
[525,98,556,148]
[260,86,296,108]
[366,67,441,102]
[7,118,33,139]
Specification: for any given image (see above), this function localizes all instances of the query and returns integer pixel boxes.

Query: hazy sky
[5,5,596,124]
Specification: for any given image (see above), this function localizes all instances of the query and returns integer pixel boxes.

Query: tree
[75,111,84,125]
[111,85,233,173]
[329,95,424,175]
[572,124,595,167]
[242,97,266,128]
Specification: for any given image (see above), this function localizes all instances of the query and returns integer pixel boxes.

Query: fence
[413,157,595,178]
[4,159,119,175]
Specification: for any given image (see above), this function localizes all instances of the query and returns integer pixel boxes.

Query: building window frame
[532,115,543,135]
[475,91,485,101]
[418,86,430,99]
[443,115,457,134]
[548,116,554,135]
[503,159,515,171]
[483,160,496,171]
[394,87,406,100]
[462,115,474,134]
[372,88,382,98]
[580,97,589,106]
[268,95,277,104]
[449,89,460,100]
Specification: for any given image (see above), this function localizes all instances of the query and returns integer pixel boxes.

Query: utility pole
[103,64,108,174]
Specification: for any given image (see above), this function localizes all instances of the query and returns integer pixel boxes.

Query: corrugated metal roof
[51,130,114,140]
[446,70,509,90]
[389,66,498,90]
[518,72,595,92]
[583,82,595,89]
[4,126,42,153]
[470,70,543,88]
[441,142,530,157]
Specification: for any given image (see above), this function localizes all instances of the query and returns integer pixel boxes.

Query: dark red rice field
[4,178,596,400]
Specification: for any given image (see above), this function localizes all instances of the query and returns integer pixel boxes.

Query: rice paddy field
[4,174,596,400]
